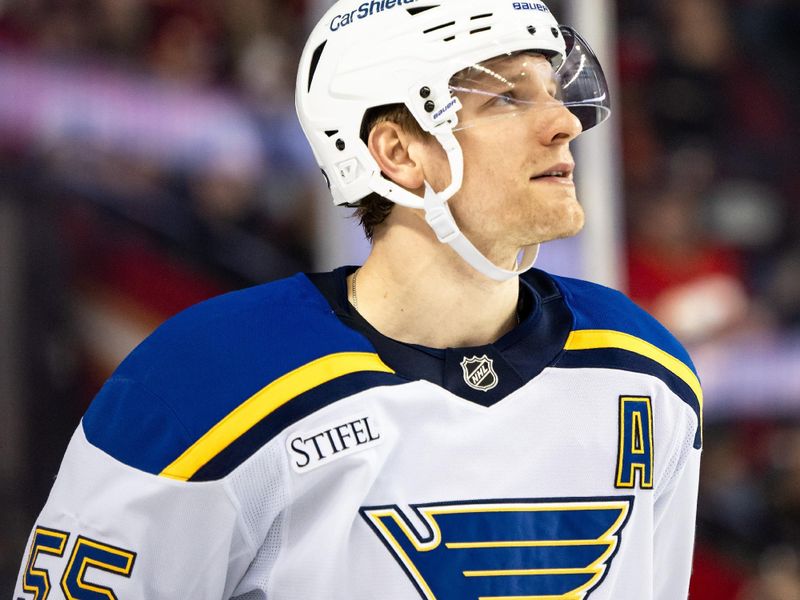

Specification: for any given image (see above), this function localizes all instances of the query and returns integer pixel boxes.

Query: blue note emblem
[360,497,633,599]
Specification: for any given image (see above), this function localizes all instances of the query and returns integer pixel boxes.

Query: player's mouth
[530,162,575,183]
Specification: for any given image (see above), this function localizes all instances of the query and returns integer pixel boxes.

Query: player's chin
[550,202,585,240]
[562,215,585,238]
[526,206,585,245]
[567,203,586,234]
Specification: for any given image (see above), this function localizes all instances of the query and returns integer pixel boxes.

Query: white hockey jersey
[15,267,702,599]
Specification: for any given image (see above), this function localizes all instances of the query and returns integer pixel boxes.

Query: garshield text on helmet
[296,0,611,281]
[330,0,419,32]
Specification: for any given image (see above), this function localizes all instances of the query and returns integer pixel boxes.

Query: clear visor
[449,27,610,133]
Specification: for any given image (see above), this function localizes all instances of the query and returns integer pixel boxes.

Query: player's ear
[368,121,426,191]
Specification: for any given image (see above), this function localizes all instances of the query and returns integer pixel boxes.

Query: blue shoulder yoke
[550,274,702,448]
[83,274,400,479]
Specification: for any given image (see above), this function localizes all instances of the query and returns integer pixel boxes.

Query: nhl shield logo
[460,355,498,392]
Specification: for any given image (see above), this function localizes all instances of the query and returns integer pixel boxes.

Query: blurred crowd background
[0,0,798,597]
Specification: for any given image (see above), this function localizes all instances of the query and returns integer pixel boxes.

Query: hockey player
[14,0,702,598]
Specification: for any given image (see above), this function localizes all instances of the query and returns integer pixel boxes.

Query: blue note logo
[361,497,633,599]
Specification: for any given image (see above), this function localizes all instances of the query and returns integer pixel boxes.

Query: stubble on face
[416,53,585,259]
[448,125,585,254]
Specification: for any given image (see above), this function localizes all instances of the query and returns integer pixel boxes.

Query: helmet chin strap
[422,181,539,282]
[368,129,539,282]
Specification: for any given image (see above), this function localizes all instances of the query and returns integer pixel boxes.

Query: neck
[350,211,520,348]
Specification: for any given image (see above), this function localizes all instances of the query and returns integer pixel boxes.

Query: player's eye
[487,91,518,108]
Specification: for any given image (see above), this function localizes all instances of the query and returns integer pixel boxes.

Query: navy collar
[306,266,573,406]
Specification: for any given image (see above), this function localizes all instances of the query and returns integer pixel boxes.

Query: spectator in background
[620,0,798,345]
[739,547,800,600]
[626,164,750,344]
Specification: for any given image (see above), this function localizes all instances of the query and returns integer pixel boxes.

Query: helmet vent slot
[407,5,439,16]
[470,26,492,35]
[443,35,455,42]
[307,40,327,92]
[470,13,493,20]
[324,130,339,137]
[423,21,455,34]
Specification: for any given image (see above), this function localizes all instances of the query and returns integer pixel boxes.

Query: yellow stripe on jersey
[160,352,394,481]
[564,329,703,431]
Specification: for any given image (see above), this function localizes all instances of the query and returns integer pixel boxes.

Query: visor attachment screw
[527,26,536,35]
[424,100,435,113]
[419,86,431,98]
[551,27,559,37]
[335,138,345,151]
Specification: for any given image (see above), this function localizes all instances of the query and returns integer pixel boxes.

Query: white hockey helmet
[295,0,610,280]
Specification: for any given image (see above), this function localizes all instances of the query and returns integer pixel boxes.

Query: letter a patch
[615,396,654,489]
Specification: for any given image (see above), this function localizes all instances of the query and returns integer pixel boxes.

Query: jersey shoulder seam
[109,375,195,441]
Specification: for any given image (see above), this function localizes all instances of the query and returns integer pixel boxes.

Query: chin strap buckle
[425,206,459,243]
[423,182,459,243]
[422,182,539,282]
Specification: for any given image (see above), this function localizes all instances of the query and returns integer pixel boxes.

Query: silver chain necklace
[351,268,360,310]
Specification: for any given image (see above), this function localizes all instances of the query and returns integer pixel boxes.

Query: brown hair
[356,104,427,240]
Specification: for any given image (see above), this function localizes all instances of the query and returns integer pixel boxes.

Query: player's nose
[539,103,583,145]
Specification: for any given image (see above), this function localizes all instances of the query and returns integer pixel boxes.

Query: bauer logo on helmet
[512,2,550,11]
